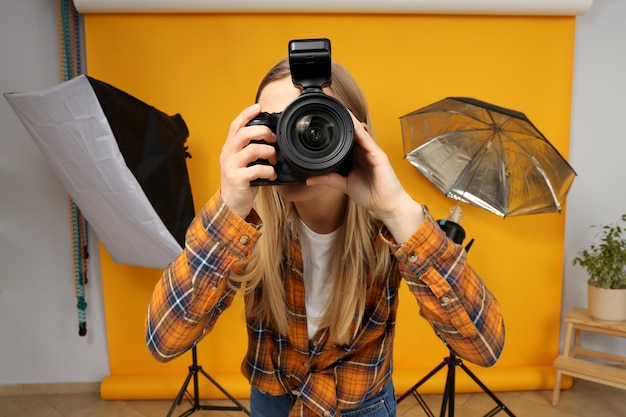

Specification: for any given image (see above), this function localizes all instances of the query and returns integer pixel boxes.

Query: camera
[248,38,354,185]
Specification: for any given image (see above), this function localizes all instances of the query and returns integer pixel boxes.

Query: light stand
[397,216,515,417]
[397,349,515,417]
[167,346,250,416]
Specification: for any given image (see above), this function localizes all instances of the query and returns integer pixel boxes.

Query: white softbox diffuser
[4,75,194,269]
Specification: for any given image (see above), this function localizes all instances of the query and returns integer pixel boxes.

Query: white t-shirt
[296,219,341,340]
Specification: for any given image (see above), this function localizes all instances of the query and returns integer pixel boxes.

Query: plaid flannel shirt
[146,191,505,417]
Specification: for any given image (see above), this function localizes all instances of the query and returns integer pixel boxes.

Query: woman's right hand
[219,104,277,219]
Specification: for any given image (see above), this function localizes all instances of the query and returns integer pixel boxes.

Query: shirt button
[439,295,452,305]
[210,285,218,292]
[239,235,250,245]
[408,253,418,263]
[291,390,301,397]
[324,411,331,417]
[302,361,310,369]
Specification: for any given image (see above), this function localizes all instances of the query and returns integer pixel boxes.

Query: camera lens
[277,93,354,176]
[295,114,335,152]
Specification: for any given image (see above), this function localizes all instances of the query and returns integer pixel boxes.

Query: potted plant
[572,214,626,322]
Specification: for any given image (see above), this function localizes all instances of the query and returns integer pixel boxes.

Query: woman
[145,57,505,417]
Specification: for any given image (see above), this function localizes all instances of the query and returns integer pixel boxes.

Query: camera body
[249,38,354,185]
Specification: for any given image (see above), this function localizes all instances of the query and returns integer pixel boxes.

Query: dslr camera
[248,38,354,185]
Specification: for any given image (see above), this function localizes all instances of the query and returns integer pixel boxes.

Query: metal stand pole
[397,351,515,417]
[167,346,250,417]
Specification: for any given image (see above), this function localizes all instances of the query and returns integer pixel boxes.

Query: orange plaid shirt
[146,192,505,417]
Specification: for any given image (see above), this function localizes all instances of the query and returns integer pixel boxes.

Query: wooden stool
[552,307,626,405]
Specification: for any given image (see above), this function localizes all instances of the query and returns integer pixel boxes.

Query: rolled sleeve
[182,192,261,320]
[145,191,262,362]
[381,213,504,367]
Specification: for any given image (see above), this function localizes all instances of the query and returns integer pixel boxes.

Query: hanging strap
[58,0,89,336]
[69,199,89,336]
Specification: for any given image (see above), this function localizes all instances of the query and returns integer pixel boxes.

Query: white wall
[0,0,109,384]
[0,0,622,386]
[562,0,626,353]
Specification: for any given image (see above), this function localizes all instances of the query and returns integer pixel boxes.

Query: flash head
[289,38,332,91]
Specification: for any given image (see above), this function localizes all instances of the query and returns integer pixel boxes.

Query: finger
[224,104,276,152]
[223,162,277,185]
[228,103,261,137]
[239,142,278,167]
[246,164,278,183]
[348,110,380,153]
[223,124,276,158]
[221,157,277,192]
[222,142,278,184]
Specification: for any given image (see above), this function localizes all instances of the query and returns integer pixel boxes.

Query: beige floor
[1,379,625,417]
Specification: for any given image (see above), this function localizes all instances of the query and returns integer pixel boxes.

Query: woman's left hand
[306,112,425,242]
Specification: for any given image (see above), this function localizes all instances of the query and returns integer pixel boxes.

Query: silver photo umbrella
[401,97,576,218]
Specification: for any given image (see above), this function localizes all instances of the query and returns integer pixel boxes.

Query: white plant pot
[587,284,626,322]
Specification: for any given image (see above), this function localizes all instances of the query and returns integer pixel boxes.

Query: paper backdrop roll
[73,0,593,16]
[4,75,194,269]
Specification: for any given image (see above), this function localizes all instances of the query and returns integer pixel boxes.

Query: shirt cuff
[196,191,262,259]
[379,206,448,270]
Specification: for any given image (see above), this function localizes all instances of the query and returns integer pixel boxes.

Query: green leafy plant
[572,214,626,289]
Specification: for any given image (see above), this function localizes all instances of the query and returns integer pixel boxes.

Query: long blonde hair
[230,58,393,345]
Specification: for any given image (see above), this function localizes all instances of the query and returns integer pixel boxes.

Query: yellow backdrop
[83,13,575,399]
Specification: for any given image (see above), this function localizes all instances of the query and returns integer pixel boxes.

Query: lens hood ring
[276,93,354,176]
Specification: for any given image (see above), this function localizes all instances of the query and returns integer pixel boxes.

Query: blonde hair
[230,58,392,345]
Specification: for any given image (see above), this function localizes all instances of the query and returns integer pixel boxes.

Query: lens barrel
[277,92,353,177]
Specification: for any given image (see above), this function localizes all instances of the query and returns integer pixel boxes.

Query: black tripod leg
[397,359,448,417]
[397,360,448,403]
[192,366,201,409]
[458,362,515,417]
[400,351,515,417]
[440,356,456,417]
[198,368,251,415]
[167,371,194,417]
[412,392,436,417]
[167,346,250,416]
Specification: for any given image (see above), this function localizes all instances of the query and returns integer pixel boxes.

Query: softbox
[4,75,194,269]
